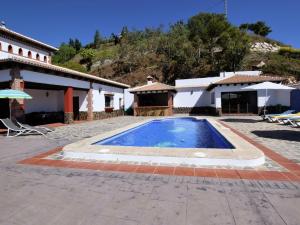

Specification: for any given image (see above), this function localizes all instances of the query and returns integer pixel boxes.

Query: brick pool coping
[18,121,300,181]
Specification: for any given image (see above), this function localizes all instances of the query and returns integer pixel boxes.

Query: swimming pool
[94,118,234,149]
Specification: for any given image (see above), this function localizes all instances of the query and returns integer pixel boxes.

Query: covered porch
[130,80,176,116]
[134,92,174,116]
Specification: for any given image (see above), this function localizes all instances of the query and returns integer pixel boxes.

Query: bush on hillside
[279,47,300,59]
[262,53,300,80]
[59,61,87,73]
[52,44,76,64]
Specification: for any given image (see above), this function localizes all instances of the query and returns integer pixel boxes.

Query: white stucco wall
[214,85,291,108]
[73,90,88,112]
[175,77,222,87]
[22,70,125,113]
[174,87,210,107]
[21,70,91,89]
[24,89,64,113]
[124,89,134,111]
[0,37,50,63]
[92,83,124,111]
[0,69,10,82]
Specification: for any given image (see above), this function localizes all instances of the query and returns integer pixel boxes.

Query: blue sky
[1,0,299,48]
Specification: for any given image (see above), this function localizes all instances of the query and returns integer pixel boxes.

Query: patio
[0,116,300,224]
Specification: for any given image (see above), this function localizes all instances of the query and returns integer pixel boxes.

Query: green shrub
[59,61,87,73]
[279,47,300,59]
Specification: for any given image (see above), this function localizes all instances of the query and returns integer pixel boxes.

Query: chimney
[0,21,6,28]
[147,75,154,85]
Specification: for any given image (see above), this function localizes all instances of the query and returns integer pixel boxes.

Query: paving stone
[1,116,300,225]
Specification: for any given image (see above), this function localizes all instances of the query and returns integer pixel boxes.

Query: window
[0,42,2,51]
[43,56,47,62]
[8,45,13,53]
[36,53,40,61]
[105,95,114,108]
[211,92,215,104]
[18,48,23,56]
[28,51,32,58]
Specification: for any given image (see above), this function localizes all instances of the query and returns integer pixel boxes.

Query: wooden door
[73,96,80,120]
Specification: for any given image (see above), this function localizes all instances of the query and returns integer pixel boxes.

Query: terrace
[0,115,299,224]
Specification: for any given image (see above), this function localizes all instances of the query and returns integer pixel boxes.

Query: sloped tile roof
[0,27,58,52]
[206,74,285,91]
[0,56,130,88]
[129,82,175,93]
[214,75,285,85]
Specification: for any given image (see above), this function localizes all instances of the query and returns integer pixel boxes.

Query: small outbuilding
[129,76,176,116]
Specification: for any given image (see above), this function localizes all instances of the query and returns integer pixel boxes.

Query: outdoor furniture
[263,110,295,120]
[277,115,300,124]
[268,112,300,123]
[285,117,300,127]
[0,89,32,119]
[242,82,295,117]
[0,118,47,137]
[16,121,54,132]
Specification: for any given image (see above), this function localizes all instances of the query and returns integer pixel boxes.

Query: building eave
[0,27,58,52]
[0,56,130,89]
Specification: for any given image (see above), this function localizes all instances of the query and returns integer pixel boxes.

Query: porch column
[87,84,94,121]
[133,94,138,116]
[64,87,73,124]
[10,68,25,122]
[167,92,173,116]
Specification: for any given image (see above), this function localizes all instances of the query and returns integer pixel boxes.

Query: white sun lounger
[0,118,48,137]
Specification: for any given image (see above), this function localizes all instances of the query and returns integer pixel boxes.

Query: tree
[52,43,76,64]
[68,38,82,52]
[74,39,82,52]
[239,21,272,37]
[222,28,250,71]
[79,48,96,70]
[158,21,196,83]
[93,30,102,48]
[111,33,121,45]
[188,13,231,72]
[69,38,75,48]
[121,26,129,40]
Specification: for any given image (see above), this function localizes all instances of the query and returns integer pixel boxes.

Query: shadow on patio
[252,130,300,142]
[221,118,261,123]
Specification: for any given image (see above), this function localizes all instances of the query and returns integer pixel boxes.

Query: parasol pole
[264,89,268,116]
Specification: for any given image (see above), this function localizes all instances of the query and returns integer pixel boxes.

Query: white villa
[0,23,129,124]
[126,71,289,116]
[0,22,291,125]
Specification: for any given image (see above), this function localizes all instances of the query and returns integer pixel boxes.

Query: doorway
[221,91,258,114]
[73,96,80,120]
[0,99,10,128]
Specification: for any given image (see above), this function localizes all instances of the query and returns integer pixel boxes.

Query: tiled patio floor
[17,116,300,181]
[1,116,300,225]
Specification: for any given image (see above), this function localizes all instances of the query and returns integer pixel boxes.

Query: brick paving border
[18,122,300,181]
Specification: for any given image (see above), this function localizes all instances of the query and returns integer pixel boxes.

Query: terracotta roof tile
[0,27,58,51]
[129,82,175,93]
[0,56,130,88]
[214,75,285,85]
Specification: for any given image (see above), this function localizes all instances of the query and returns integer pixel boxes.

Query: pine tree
[74,39,82,52]
[94,30,102,48]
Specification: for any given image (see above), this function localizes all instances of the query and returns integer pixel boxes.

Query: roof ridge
[0,27,58,51]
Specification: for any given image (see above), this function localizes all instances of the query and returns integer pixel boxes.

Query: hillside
[52,13,300,86]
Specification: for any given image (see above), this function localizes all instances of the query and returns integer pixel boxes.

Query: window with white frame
[105,95,114,108]
[211,92,215,104]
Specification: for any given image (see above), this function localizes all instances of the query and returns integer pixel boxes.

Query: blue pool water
[94,118,234,149]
